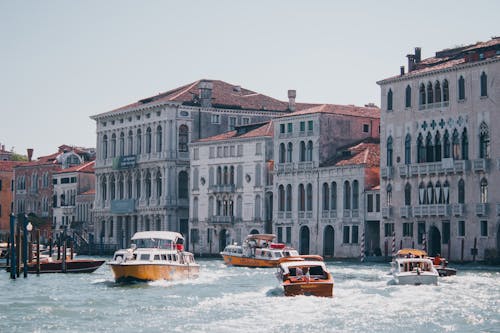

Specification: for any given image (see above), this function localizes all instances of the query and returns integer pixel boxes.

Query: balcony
[475,203,488,216]
[381,206,393,219]
[381,166,394,179]
[452,203,465,216]
[277,212,284,219]
[418,101,450,111]
[209,216,234,224]
[276,163,294,174]
[412,204,450,217]
[330,210,337,218]
[298,211,305,219]
[400,206,412,218]
[398,165,409,178]
[322,211,329,218]
[285,212,292,218]
[343,209,351,218]
[111,199,136,214]
[209,184,236,193]
[297,161,314,171]
[473,159,489,173]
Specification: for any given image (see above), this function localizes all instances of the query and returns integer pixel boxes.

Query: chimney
[27,148,33,162]
[407,54,415,72]
[414,47,421,63]
[198,80,213,108]
[400,66,405,76]
[288,89,296,112]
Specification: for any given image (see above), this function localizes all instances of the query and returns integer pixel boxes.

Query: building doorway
[219,228,228,252]
[323,225,334,257]
[300,226,310,255]
[428,226,441,257]
[365,221,381,256]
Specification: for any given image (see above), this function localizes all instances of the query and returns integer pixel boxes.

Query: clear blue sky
[1,0,498,158]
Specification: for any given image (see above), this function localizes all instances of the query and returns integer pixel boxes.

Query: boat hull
[436,267,457,277]
[282,277,334,297]
[221,254,278,268]
[109,263,200,282]
[26,259,105,274]
[394,273,438,285]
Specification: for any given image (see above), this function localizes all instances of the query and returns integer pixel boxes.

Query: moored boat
[26,258,105,273]
[390,257,439,285]
[107,231,199,282]
[276,259,334,297]
[221,234,299,268]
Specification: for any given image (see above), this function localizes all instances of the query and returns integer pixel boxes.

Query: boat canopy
[396,248,427,257]
[279,260,327,272]
[131,231,183,241]
[245,234,276,242]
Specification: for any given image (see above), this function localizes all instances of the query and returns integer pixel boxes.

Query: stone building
[189,122,274,254]
[0,161,25,239]
[90,79,314,249]
[377,37,500,261]
[272,104,380,257]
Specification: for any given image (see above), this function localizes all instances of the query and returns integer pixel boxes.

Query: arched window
[427,182,434,204]
[461,128,468,160]
[386,136,393,166]
[128,130,133,155]
[156,171,162,198]
[434,81,441,103]
[118,174,124,199]
[136,129,142,154]
[179,125,189,152]
[216,166,222,185]
[278,185,285,211]
[443,79,449,102]
[111,133,116,157]
[286,184,292,212]
[352,180,359,210]
[480,72,487,97]
[443,180,450,204]
[404,183,411,206]
[443,130,451,158]
[156,126,162,152]
[255,195,261,220]
[223,166,228,185]
[230,166,235,185]
[458,76,465,100]
[405,134,411,164]
[480,178,488,203]
[287,142,293,162]
[330,182,337,210]
[299,141,306,162]
[178,171,188,199]
[405,85,412,108]
[434,131,441,162]
[146,127,152,153]
[193,197,198,219]
[435,181,443,204]
[479,122,490,159]
[426,132,434,162]
[387,89,393,111]
[386,183,392,205]
[135,172,141,200]
[458,179,465,204]
[322,183,329,211]
[427,82,434,104]
[279,143,286,163]
[344,181,351,209]
[452,129,460,160]
[298,184,305,211]
[102,135,108,159]
[110,175,115,200]
[418,182,426,204]
[101,177,107,201]
[145,172,151,199]
[306,184,313,211]
[419,83,426,106]
[307,141,313,161]
[119,132,125,156]
[417,133,425,163]
[127,176,132,199]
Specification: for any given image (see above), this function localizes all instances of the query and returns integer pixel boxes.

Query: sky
[1,0,498,158]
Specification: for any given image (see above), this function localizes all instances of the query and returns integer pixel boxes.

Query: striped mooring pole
[391,232,396,256]
[422,233,427,252]
[360,232,365,262]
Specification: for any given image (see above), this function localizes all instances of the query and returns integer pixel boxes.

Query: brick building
[0,161,25,239]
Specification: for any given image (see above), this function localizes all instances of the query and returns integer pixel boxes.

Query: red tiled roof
[196,121,273,143]
[56,161,95,174]
[0,161,27,172]
[80,189,95,195]
[100,79,318,115]
[283,103,380,119]
[334,142,380,167]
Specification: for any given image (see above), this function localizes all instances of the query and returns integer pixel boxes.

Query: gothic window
[156,126,162,152]
[387,89,393,111]
[458,76,465,100]
[278,185,285,211]
[443,180,450,204]
[287,142,293,162]
[307,141,313,161]
[178,171,188,199]
[344,181,351,209]
[404,183,411,206]
[230,166,235,185]
[452,129,460,160]
[102,135,108,159]
[136,129,142,154]
[119,132,125,156]
[427,182,434,204]
[419,182,426,204]
[427,82,434,104]
[300,141,306,162]
[479,122,490,159]
[145,172,151,199]
[255,195,261,220]
[330,182,337,210]
[146,127,152,153]
[426,132,434,162]
[386,136,393,166]
[279,143,286,163]
[386,183,392,206]
[405,85,411,108]
[435,181,443,204]
[110,175,115,200]
[458,179,465,204]
[286,184,292,212]
[298,184,305,211]
[156,171,162,198]
[417,133,425,163]
[419,83,426,106]
[434,81,441,103]
[322,183,329,211]
[434,131,442,162]
[480,72,487,97]
[461,128,468,160]
[111,133,116,158]
[352,180,359,210]
[443,130,451,158]
[128,130,133,155]
[405,134,411,164]
[480,178,488,203]
[443,79,449,102]
[216,166,222,185]
[101,177,107,201]
[179,125,189,152]
[306,184,313,211]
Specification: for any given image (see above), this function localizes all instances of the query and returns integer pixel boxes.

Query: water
[1,259,499,333]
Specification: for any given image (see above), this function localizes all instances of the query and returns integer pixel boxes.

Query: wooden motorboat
[395,248,457,277]
[221,234,299,268]
[390,257,439,285]
[107,231,199,283]
[276,259,334,297]
[26,258,105,274]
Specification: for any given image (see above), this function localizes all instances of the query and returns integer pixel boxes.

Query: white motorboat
[390,257,438,285]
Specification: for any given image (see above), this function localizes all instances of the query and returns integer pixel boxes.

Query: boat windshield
[134,238,173,249]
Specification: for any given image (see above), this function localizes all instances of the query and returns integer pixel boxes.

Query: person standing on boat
[433,254,442,266]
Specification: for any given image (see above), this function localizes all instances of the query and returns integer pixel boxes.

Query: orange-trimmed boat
[108,231,199,282]
[221,234,299,268]
[276,258,334,297]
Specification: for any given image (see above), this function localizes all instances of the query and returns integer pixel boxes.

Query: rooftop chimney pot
[27,148,33,162]
[288,89,296,112]
[414,47,422,63]
[400,66,405,76]
[199,80,213,108]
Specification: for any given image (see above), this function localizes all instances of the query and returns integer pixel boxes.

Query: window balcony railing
[412,204,450,217]
[381,206,392,219]
[343,209,351,218]
[330,210,337,218]
[475,203,488,217]
[276,163,294,173]
[352,209,359,218]
[285,211,292,218]
[306,211,313,218]
[209,184,236,193]
[418,101,450,111]
[322,211,329,218]
[473,159,489,173]
[399,165,409,178]
[400,206,412,218]
[381,166,394,179]
[297,161,314,170]
[298,211,305,218]
[209,216,234,224]
[277,211,284,219]
[452,203,465,216]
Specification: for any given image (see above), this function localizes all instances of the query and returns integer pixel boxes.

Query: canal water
[1,258,499,333]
